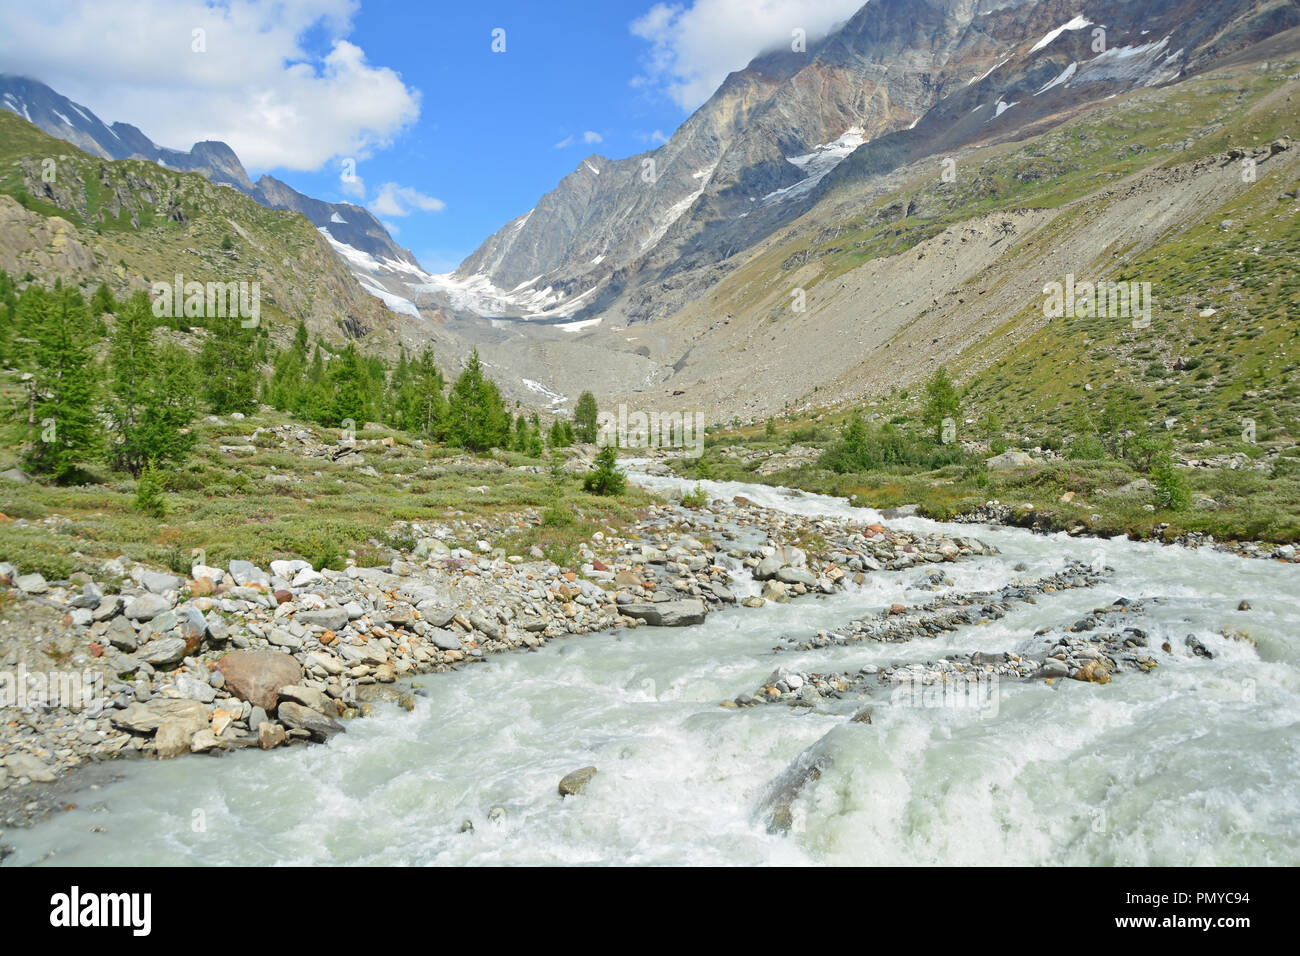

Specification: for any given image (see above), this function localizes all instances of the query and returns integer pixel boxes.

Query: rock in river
[277,700,344,742]
[620,599,707,627]
[559,766,598,796]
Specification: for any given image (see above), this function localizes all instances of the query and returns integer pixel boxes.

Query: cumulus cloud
[370,182,446,217]
[630,0,865,110]
[0,0,421,172]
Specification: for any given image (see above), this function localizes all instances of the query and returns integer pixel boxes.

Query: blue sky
[290,1,689,272]
[0,0,866,272]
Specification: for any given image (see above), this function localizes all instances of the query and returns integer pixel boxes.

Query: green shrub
[134,469,167,518]
[582,447,626,496]
[681,484,709,509]
[1152,460,1191,511]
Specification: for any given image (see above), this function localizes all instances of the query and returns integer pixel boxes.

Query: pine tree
[447,348,509,451]
[198,313,260,414]
[106,292,198,477]
[574,391,599,443]
[0,270,16,365]
[90,282,117,317]
[922,366,960,443]
[22,285,102,482]
[324,344,370,426]
[583,445,626,496]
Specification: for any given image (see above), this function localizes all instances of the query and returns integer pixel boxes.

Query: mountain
[2,0,1297,425]
[0,74,421,272]
[445,0,1300,328]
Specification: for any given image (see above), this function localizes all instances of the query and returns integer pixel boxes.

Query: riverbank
[3,465,1294,867]
[0,481,991,835]
[658,448,1300,563]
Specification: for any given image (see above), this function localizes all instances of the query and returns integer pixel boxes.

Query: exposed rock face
[215,650,303,711]
[450,0,1293,329]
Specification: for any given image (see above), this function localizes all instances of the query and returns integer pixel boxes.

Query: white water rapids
[6,470,1298,865]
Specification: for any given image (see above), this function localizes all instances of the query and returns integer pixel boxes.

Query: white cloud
[555,130,604,149]
[630,0,865,110]
[370,182,445,217]
[0,0,420,172]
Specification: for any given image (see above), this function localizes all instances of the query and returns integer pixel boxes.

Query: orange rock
[320,630,337,645]
[563,571,577,582]
[888,603,906,615]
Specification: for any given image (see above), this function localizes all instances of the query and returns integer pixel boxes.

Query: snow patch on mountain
[357,277,422,318]
[522,378,568,409]
[759,128,865,206]
[1036,61,1078,94]
[1072,36,1179,88]
[1029,15,1093,54]
[640,161,717,251]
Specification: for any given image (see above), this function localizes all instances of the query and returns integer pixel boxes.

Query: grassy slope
[0,397,656,582]
[0,110,394,350]
[670,61,1300,544]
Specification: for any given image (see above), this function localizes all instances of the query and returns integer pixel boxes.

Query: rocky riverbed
[0,491,991,824]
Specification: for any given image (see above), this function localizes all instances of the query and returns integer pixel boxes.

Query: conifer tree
[447,348,509,451]
[198,312,260,414]
[22,285,102,482]
[106,292,198,477]
[574,391,599,443]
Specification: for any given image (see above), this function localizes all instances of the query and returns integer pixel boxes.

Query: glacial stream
[5,470,1298,866]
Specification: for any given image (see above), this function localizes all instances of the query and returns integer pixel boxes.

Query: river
[5,469,1297,865]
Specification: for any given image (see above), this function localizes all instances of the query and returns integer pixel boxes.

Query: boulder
[775,566,818,587]
[228,560,270,587]
[258,721,286,750]
[3,752,56,783]
[124,593,173,621]
[173,673,217,703]
[112,698,208,736]
[558,766,597,797]
[104,615,139,652]
[761,580,789,602]
[278,684,336,717]
[620,599,707,627]
[277,700,344,742]
[140,570,184,594]
[986,450,1034,470]
[154,721,193,758]
[215,649,302,710]
[297,607,349,631]
[136,637,191,667]
[15,572,48,594]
